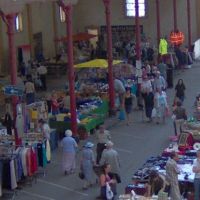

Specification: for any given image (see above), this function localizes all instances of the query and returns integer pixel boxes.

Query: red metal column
[187,0,192,49]
[135,0,141,60]
[156,0,161,48]
[103,0,115,111]
[173,0,177,31]
[6,14,19,144]
[65,4,77,135]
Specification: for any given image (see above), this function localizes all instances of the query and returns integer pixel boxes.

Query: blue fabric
[61,136,77,153]
[118,109,126,120]
[81,148,94,182]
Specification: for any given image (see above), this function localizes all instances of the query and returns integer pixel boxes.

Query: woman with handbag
[80,142,95,190]
[61,130,78,175]
[97,163,116,200]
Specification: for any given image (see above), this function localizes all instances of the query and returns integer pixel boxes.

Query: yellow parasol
[74,59,122,68]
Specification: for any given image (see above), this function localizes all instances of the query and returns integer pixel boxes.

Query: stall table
[49,100,108,139]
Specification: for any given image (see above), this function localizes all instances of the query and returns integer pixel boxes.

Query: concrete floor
[5,63,200,200]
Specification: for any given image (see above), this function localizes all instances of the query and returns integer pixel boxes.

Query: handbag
[106,182,114,200]
[78,172,85,180]
[118,109,125,120]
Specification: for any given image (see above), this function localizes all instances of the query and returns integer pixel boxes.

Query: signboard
[3,85,23,97]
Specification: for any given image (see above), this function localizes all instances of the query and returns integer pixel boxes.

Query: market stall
[49,99,109,139]
[0,132,51,198]
[125,154,195,197]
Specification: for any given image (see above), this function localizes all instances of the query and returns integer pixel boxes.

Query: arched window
[15,13,23,32]
[125,0,146,17]
[59,7,66,22]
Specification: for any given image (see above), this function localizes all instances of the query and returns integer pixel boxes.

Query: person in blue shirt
[61,129,78,175]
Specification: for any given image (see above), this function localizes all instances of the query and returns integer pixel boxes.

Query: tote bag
[106,182,114,200]
[118,109,126,120]
[151,108,157,118]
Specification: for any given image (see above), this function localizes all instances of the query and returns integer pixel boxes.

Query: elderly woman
[80,142,95,190]
[61,130,78,175]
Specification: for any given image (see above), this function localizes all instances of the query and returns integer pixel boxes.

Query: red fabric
[30,148,38,174]
[26,148,32,176]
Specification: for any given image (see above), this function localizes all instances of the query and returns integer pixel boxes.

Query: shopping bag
[151,108,157,118]
[171,114,176,121]
[118,109,125,120]
[78,172,85,180]
[106,182,114,200]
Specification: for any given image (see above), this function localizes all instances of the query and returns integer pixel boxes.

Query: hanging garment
[37,143,47,167]
[21,148,28,176]
[26,148,32,176]
[46,139,51,163]
[4,113,12,135]
[30,147,38,174]
[16,114,24,138]
[10,159,17,189]
[2,160,11,189]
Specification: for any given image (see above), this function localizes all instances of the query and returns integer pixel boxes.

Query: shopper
[146,170,169,197]
[192,149,200,200]
[62,91,70,113]
[80,142,95,190]
[157,60,167,80]
[61,130,78,175]
[153,71,166,92]
[38,119,50,140]
[51,93,60,115]
[98,163,116,200]
[173,101,187,135]
[175,79,186,103]
[114,77,126,108]
[96,125,111,164]
[124,88,133,125]
[166,152,181,200]
[154,88,168,124]
[24,75,35,105]
[37,63,47,91]
[141,75,153,95]
[100,141,121,184]
[143,88,154,122]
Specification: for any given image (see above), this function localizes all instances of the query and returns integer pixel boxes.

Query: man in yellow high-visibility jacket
[159,38,168,55]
